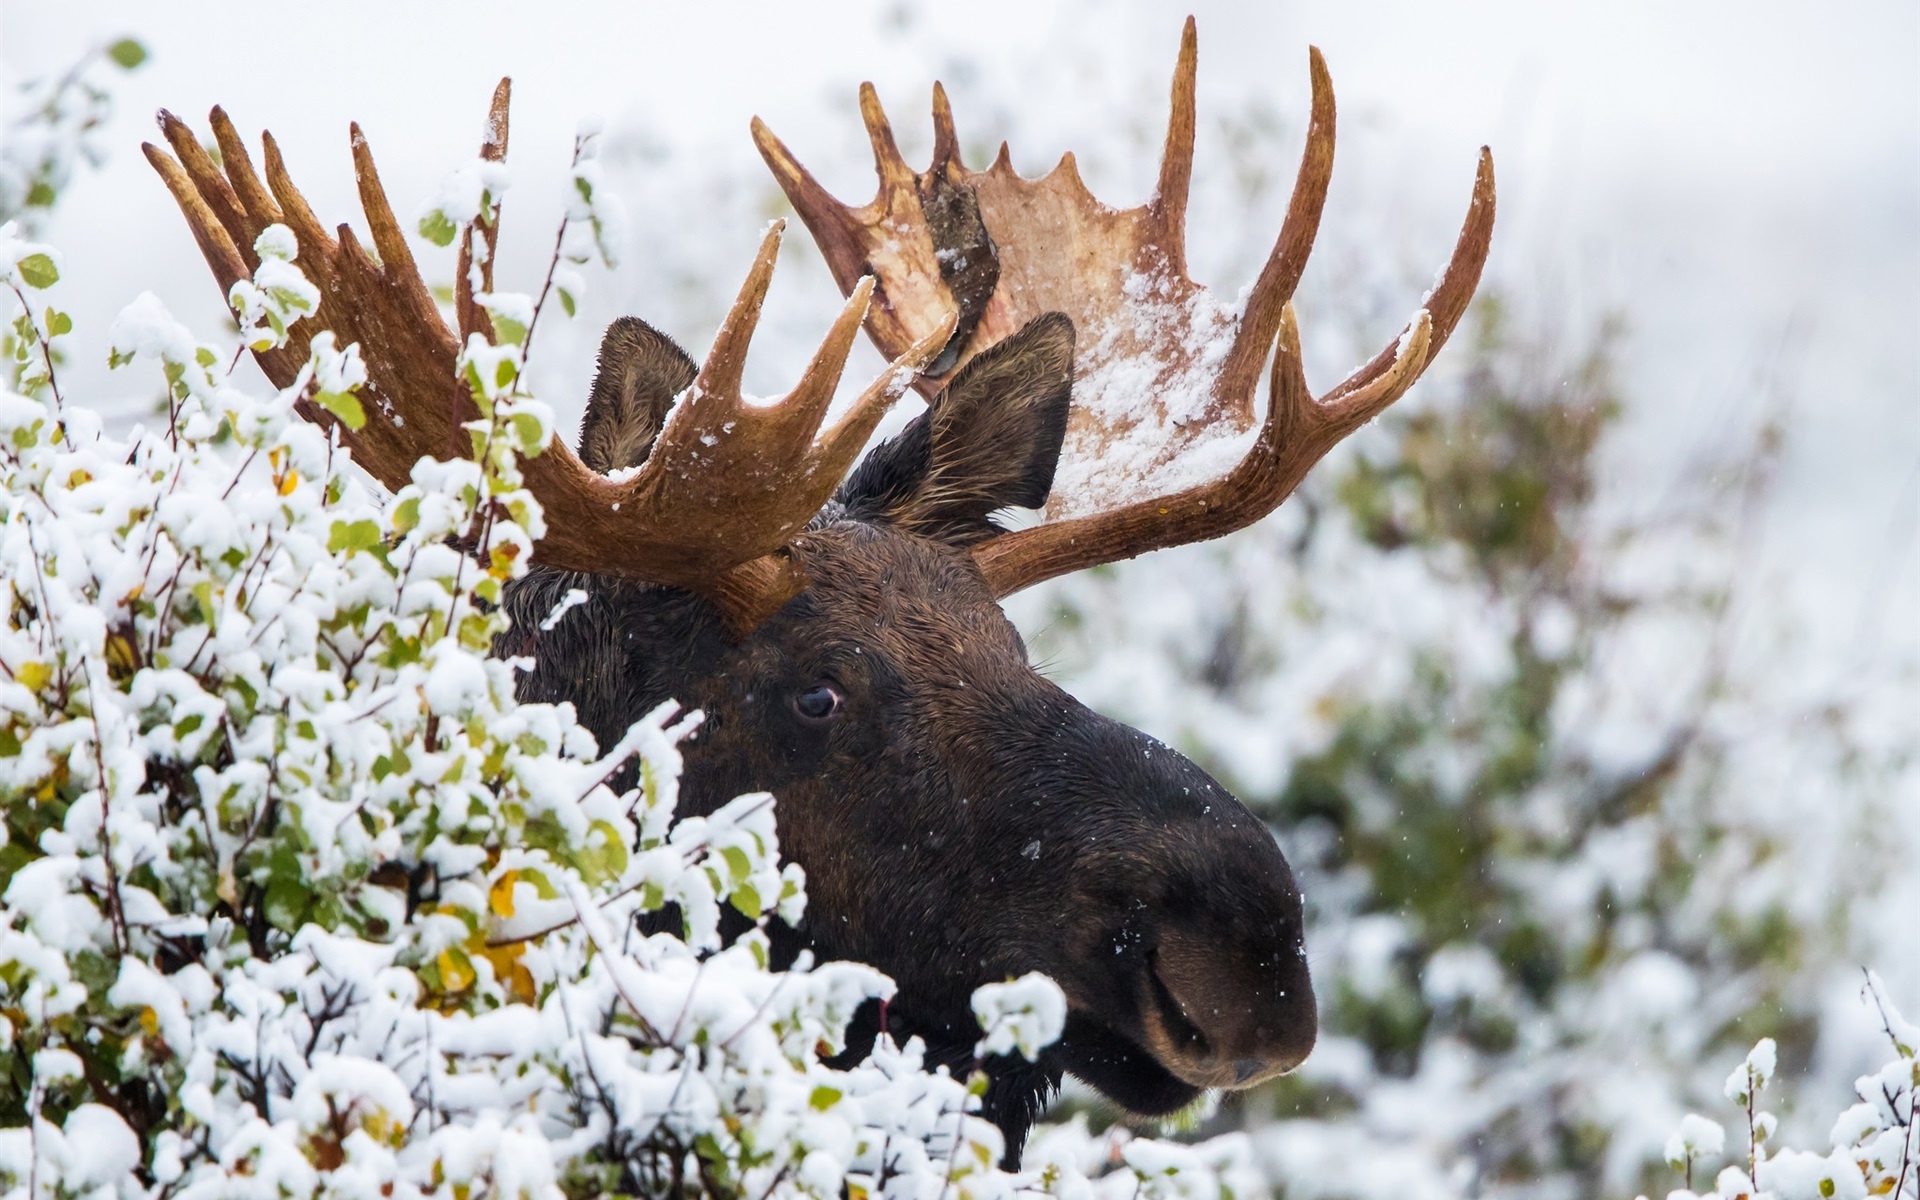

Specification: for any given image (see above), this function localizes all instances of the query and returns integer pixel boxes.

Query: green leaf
[316,390,367,432]
[519,867,559,900]
[509,412,545,452]
[565,819,630,887]
[729,883,762,919]
[418,209,459,248]
[390,495,421,534]
[492,314,527,346]
[16,254,58,290]
[720,845,752,883]
[328,518,384,554]
[808,1085,842,1111]
[267,286,313,315]
[106,38,147,69]
[190,580,218,626]
[44,309,72,337]
[264,873,310,932]
[557,286,576,318]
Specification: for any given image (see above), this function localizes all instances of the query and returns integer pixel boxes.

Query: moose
[145,20,1493,1162]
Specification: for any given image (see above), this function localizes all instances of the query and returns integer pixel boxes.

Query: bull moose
[145,19,1493,1162]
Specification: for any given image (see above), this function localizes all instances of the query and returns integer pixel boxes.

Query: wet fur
[499,315,1310,1162]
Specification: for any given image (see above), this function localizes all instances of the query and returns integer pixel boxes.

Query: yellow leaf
[481,941,537,1005]
[277,469,300,496]
[105,631,139,676]
[17,661,51,691]
[489,870,518,918]
[436,948,475,993]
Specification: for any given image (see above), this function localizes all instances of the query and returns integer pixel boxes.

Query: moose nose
[1141,927,1317,1091]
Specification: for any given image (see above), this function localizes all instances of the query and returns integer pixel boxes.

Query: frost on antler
[757,18,1496,595]
[754,32,1278,516]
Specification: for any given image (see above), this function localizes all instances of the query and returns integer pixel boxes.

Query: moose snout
[1140,924,1317,1090]
[959,688,1317,1095]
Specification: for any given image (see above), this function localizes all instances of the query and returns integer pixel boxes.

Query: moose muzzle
[969,689,1316,1101]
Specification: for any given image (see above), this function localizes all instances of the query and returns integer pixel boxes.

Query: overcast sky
[6,0,1916,722]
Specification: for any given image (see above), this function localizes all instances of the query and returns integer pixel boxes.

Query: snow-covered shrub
[1640,973,1916,1199]
[0,37,147,234]
[1015,294,1907,1196]
[0,164,1262,1199]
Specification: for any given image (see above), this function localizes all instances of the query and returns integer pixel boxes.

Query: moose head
[145,19,1493,1162]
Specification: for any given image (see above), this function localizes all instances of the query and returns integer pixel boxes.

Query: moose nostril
[1234,1058,1264,1083]
[1146,950,1212,1056]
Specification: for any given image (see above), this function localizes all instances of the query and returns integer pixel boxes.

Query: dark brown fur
[501,315,1314,1162]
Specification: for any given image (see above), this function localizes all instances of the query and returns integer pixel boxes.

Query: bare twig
[78,657,129,954]
[563,882,665,1045]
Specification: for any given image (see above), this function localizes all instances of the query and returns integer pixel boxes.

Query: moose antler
[754,18,1496,597]
[144,83,950,632]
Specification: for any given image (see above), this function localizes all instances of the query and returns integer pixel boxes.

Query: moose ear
[838,312,1074,545]
[578,317,699,473]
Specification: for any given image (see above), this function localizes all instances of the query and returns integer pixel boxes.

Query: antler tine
[1321,309,1433,433]
[208,107,283,231]
[156,109,258,274]
[806,311,955,490]
[930,82,961,171]
[749,117,869,301]
[1149,16,1199,272]
[693,220,785,406]
[775,276,877,441]
[858,83,917,195]
[259,132,338,271]
[348,124,446,339]
[455,78,512,346]
[1324,147,1496,407]
[142,141,250,299]
[753,96,985,389]
[1212,46,1337,418]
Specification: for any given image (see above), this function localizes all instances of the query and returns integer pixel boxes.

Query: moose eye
[792,683,844,723]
